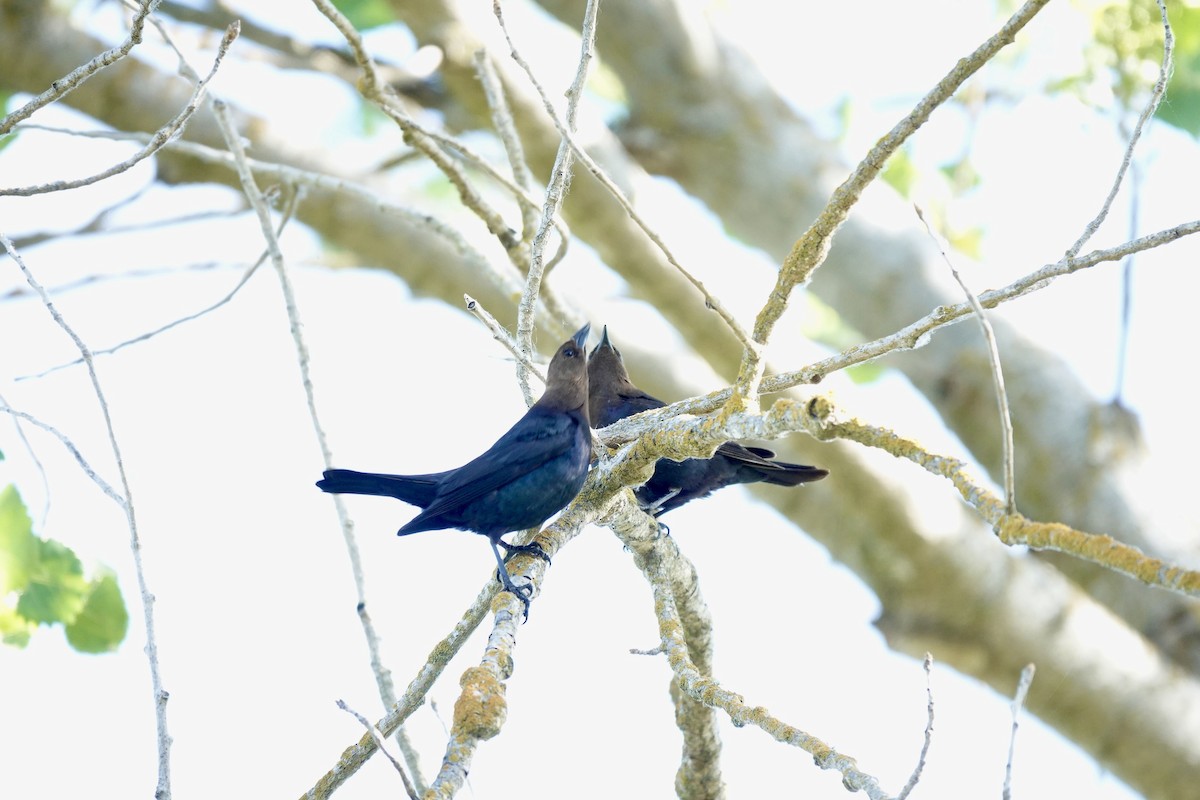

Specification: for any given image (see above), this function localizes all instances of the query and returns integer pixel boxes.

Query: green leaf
[1161,7,1200,136]
[65,573,129,653]
[0,485,36,594]
[0,604,33,648]
[881,149,919,198]
[16,538,87,625]
[330,0,394,30]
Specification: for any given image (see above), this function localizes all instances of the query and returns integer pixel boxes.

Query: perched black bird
[588,326,827,516]
[318,324,593,615]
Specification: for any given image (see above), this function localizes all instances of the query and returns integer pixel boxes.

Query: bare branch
[464,294,547,385]
[897,654,935,800]
[0,400,124,507]
[1065,0,1173,259]
[916,206,1016,514]
[0,232,174,799]
[494,0,762,364]
[473,50,539,240]
[303,586,495,799]
[0,22,238,197]
[335,700,420,800]
[211,93,426,790]
[738,0,1053,404]
[590,216,1200,443]
[0,0,164,136]
[495,0,601,402]
[1003,664,1036,800]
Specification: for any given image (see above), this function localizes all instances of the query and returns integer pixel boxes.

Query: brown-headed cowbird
[588,326,827,516]
[318,324,592,615]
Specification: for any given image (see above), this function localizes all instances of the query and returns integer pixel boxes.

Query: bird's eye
[564,347,577,358]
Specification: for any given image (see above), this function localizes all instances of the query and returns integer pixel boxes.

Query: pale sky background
[2,1,1197,798]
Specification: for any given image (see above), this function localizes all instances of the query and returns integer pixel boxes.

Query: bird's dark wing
[716,442,776,463]
[617,387,665,414]
[717,442,829,487]
[416,409,581,522]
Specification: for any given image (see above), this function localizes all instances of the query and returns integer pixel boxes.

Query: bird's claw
[497,575,534,621]
[499,540,551,566]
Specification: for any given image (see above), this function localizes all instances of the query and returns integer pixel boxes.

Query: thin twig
[0,393,53,526]
[335,700,420,800]
[210,96,422,789]
[897,654,935,800]
[739,0,1052,404]
[309,0,572,278]
[0,24,239,197]
[464,294,547,385]
[1003,664,1036,800]
[303,584,496,799]
[0,0,165,136]
[496,13,758,357]
[588,216,1200,440]
[1065,0,1173,259]
[916,206,1016,514]
[496,0,601,404]
[1,233,173,799]
[18,194,298,382]
[0,401,124,507]
[473,50,539,242]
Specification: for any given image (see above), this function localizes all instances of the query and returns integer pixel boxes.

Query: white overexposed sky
[2,1,1197,798]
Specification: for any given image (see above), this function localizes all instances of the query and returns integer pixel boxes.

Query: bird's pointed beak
[572,323,591,350]
[591,324,613,357]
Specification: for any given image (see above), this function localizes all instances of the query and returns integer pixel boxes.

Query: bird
[317,323,593,617]
[588,326,827,516]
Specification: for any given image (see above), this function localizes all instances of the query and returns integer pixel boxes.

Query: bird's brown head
[587,325,636,422]
[539,323,591,419]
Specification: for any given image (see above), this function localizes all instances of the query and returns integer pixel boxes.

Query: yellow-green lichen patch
[452,666,507,740]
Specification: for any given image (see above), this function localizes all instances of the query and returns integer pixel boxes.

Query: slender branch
[0,402,124,507]
[0,392,53,525]
[916,206,1016,514]
[1003,664,1036,800]
[303,479,609,798]
[19,194,297,382]
[591,216,1200,442]
[0,0,164,136]
[897,654,935,800]
[1,233,173,799]
[464,294,547,385]
[308,0,569,276]
[210,94,425,789]
[495,16,759,357]
[303,586,495,799]
[1065,0,1173,259]
[0,23,238,196]
[496,0,600,403]
[473,50,539,241]
[739,0,1053,404]
[335,700,420,800]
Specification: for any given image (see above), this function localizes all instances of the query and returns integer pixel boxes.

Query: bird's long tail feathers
[317,469,440,507]
[736,447,829,487]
